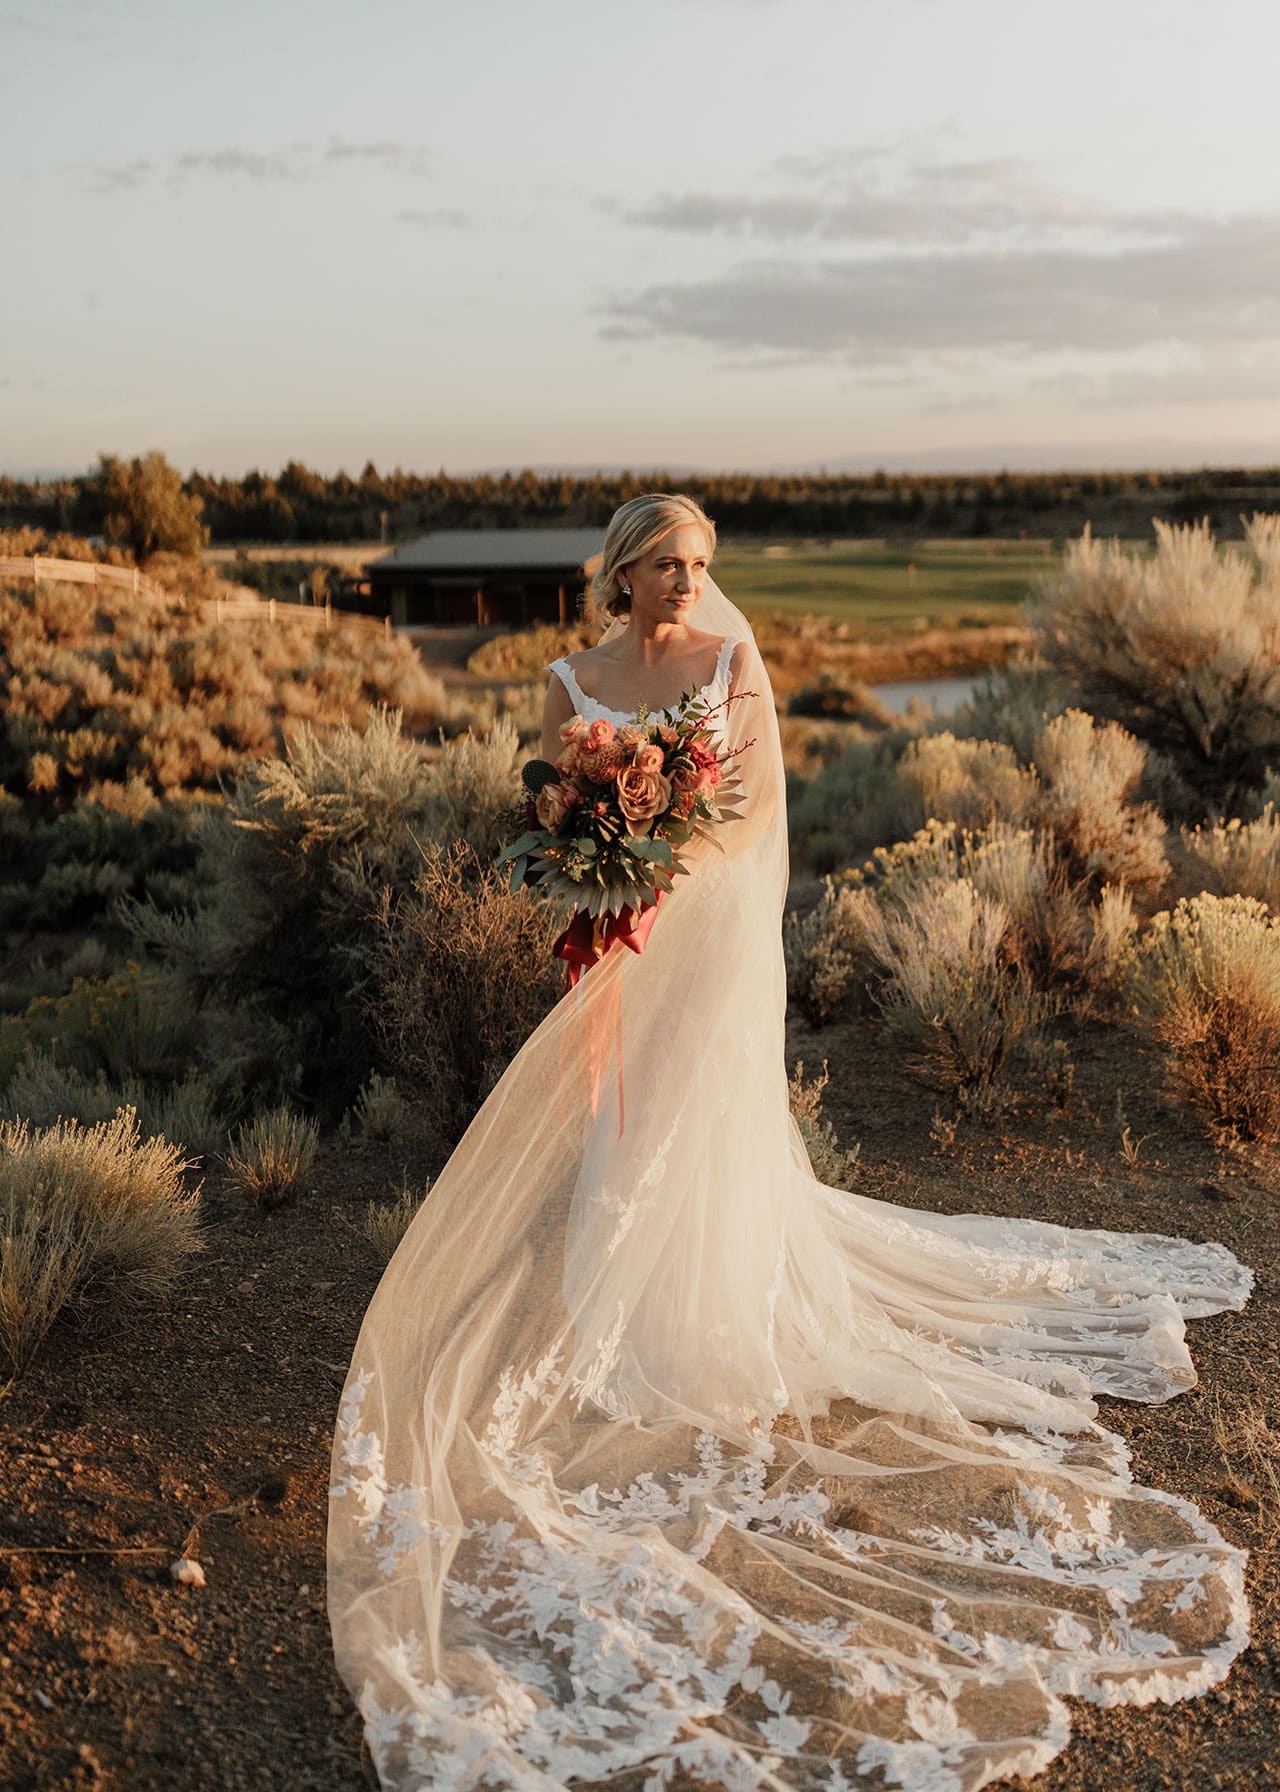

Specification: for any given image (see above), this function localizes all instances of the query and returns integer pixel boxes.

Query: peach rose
[634,742,665,775]
[559,715,589,746]
[615,762,672,826]
[617,723,645,749]
[535,780,580,831]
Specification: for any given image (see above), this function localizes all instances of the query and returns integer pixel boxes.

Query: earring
[621,584,632,599]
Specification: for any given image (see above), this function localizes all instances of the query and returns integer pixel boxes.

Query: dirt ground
[1,1009,1276,1791]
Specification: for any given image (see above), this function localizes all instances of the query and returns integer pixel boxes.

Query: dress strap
[712,636,737,689]
[547,657,587,711]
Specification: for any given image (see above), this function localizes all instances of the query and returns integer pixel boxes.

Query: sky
[3,0,1279,478]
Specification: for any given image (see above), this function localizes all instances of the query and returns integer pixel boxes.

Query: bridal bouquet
[497,690,749,977]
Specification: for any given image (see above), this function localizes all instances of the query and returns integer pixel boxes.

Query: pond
[869,673,985,716]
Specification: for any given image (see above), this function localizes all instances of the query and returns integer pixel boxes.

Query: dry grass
[224,1106,318,1209]
[0,1108,201,1377]
[362,1175,431,1259]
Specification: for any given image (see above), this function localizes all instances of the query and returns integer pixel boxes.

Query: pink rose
[615,763,672,827]
[634,743,665,775]
[535,781,580,831]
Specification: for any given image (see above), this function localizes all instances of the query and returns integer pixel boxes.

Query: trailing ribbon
[553,893,664,1137]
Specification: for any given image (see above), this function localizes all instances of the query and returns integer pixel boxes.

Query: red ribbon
[552,893,664,1138]
[552,891,664,990]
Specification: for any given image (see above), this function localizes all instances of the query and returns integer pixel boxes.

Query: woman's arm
[540,669,576,762]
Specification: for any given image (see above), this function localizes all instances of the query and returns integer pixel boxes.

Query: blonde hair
[591,493,717,623]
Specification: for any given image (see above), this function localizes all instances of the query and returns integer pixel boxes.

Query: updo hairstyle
[590,492,717,625]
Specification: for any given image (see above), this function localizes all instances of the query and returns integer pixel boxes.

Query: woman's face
[620,524,711,628]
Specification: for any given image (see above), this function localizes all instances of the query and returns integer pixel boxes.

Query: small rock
[237,1279,256,1295]
[169,1557,206,1587]
[33,1688,52,1710]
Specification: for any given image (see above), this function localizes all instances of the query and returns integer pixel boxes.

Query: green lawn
[712,538,1060,627]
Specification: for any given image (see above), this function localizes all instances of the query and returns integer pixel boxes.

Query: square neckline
[550,637,736,723]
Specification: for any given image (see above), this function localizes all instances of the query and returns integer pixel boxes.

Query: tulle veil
[328,579,1250,1792]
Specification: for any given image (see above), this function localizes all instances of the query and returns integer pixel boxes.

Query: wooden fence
[0,554,391,637]
[0,554,166,601]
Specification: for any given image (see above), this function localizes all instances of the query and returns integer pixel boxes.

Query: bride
[329,493,1252,1792]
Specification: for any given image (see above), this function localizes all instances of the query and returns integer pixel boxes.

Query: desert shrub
[363,1175,431,1259]
[1080,883,1140,1006]
[1182,806,1280,912]
[128,708,440,1111]
[1121,894,1280,1140]
[787,1061,860,1191]
[0,962,197,1088]
[1029,516,1280,812]
[0,564,446,932]
[351,1072,407,1143]
[467,621,594,682]
[858,875,1055,1114]
[418,715,522,864]
[894,732,1038,833]
[787,731,906,874]
[783,881,878,1026]
[1032,709,1168,895]
[0,1108,201,1377]
[787,676,892,729]
[951,658,1068,762]
[224,1105,318,1208]
[3,1055,224,1158]
[370,846,562,1156]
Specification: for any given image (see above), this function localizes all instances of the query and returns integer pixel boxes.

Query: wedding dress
[328,579,1251,1792]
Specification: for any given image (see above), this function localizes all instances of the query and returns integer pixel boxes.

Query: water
[869,673,984,716]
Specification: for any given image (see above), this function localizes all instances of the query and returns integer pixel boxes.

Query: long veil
[328,579,1250,1792]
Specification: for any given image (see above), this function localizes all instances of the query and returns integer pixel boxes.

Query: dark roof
[372,528,603,573]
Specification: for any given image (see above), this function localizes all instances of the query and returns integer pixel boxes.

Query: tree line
[4,454,1280,554]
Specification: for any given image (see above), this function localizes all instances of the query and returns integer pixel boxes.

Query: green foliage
[224,1105,318,1208]
[1030,516,1280,812]
[0,1108,201,1377]
[370,845,562,1157]
[99,451,209,562]
[1121,893,1280,1141]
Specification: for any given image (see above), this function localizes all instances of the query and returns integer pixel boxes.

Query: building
[367,529,604,629]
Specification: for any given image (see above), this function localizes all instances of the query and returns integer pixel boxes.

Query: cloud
[620,147,1162,249]
[397,207,470,229]
[601,213,1280,368]
[68,137,431,192]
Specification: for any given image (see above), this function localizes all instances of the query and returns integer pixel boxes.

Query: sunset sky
[4,0,1279,477]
